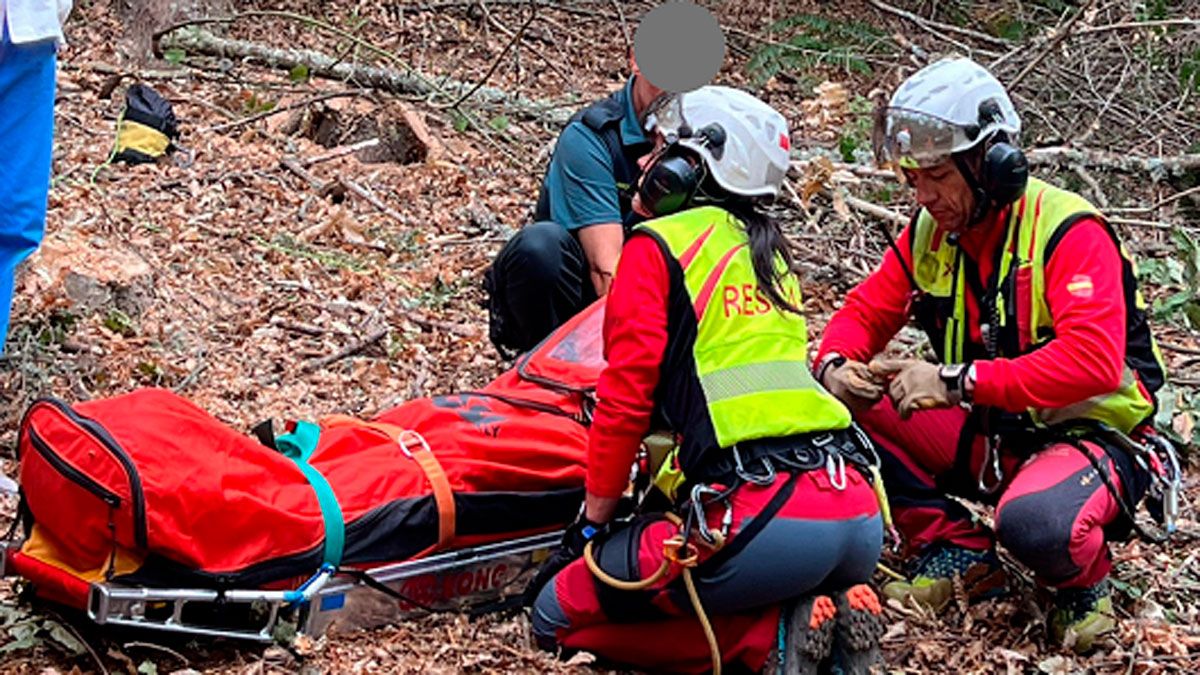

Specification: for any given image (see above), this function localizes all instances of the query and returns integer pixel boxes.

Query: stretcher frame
[1,531,562,643]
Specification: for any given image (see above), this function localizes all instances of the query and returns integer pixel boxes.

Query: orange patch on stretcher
[1067,274,1095,298]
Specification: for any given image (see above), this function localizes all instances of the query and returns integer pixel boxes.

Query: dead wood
[159,29,575,125]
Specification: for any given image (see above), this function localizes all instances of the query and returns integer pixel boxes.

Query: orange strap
[321,415,456,555]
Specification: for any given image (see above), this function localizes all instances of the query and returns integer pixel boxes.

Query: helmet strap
[953,152,991,228]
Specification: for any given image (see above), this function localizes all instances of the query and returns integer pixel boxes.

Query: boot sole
[832,584,883,674]
[782,594,837,675]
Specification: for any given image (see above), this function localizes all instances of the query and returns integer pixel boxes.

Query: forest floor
[1,0,1199,672]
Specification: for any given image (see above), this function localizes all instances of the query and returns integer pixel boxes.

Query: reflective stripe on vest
[910,177,1163,433]
[635,206,852,448]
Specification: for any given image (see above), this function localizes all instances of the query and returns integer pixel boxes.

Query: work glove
[522,513,605,608]
[870,359,953,420]
[820,357,886,413]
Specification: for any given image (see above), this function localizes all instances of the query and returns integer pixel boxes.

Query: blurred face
[629,53,665,117]
[902,161,976,233]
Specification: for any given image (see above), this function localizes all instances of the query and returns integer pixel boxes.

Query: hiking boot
[762,594,837,675]
[881,544,1007,612]
[1050,580,1116,654]
[831,584,883,674]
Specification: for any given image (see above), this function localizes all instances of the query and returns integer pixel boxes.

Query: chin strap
[952,153,991,228]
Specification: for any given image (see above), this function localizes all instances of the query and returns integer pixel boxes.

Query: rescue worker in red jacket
[527,86,886,674]
[814,57,1177,653]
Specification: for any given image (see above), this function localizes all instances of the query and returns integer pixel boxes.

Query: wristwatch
[816,353,847,386]
[938,363,969,405]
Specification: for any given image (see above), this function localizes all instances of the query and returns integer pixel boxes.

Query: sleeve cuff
[970,360,998,406]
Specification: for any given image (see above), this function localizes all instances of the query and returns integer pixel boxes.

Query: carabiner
[733,446,776,486]
[826,451,847,491]
[977,434,1004,495]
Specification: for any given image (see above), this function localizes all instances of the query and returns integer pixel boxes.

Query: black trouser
[484,221,597,358]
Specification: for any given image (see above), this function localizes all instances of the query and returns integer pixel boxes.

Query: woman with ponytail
[527,86,886,674]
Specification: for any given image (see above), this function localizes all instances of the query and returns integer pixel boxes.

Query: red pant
[859,398,1142,588]
[531,468,882,673]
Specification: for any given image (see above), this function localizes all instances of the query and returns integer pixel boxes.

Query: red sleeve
[816,225,914,365]
[586,234,669,499]
[972,218,1125,411]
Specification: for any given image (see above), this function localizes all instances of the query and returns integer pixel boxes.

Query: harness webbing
[275,421,346,566]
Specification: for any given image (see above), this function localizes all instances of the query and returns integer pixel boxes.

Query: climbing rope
[583,511,724,675]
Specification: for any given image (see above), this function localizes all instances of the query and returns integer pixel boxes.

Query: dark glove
[522,514,604,608]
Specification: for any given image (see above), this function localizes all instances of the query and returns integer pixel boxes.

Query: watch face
[941,364,965,384]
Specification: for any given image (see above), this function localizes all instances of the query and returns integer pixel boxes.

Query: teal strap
[276,421,345,566]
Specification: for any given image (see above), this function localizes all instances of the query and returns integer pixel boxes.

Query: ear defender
[981,141,1029,208]
[639,152,701,216]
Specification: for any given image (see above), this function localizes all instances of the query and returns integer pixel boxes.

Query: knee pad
[996,494,1081,584]
[590,515,670,623]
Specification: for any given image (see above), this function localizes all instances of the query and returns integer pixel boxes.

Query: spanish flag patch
[1067,274,1095,298]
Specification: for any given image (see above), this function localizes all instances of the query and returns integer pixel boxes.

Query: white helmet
[873,57,1021,169]
[645,85,791,198]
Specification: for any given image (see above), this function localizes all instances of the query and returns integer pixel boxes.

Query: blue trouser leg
[0,30,58,352]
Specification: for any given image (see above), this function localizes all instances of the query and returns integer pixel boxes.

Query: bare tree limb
[866,0,1011,49]
[1008,0,1099,89]
[303,326,389,372]
[161,29,576,125]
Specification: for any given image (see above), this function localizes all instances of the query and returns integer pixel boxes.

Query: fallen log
[159,28,577,126]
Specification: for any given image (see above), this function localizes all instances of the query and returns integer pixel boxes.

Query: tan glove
[869,359,950,420]
[821,358,885,413]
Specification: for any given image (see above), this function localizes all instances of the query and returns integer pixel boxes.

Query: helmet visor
[872,106,975,170]
[642,92,687,141]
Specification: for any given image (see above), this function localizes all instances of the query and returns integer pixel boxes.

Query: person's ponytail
[723,201,801,315]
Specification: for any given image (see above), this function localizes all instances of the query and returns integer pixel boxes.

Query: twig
[338,178,413,227]
[726,26,900,69]
[1077,19,1199,36]
[609,0,631,54]
[270,317,326,336]
[477,1,573,87]
[866,0,1010,48]
[280,157,325,190]
[301,139,381,167]
[1008,0,1099,89]
[1072,164,1109,209]
[123,641,189,667]
[173,352,208,393]
[206,89,369,134]
[437,4,537,110]
[1027,147,1200,175]
[1108,185,1200,214]
[844,194,908,226]
[1171,378,1200,388]
[1160,342,1200,357]
[50,616,108,675]
[302,326,389,372]
[407,313,481,339]
[1107,217,1176,230]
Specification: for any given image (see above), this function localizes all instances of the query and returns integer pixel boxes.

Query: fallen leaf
[564,651,596,666]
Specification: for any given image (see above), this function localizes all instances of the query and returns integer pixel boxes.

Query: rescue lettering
[721,283,799,318]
